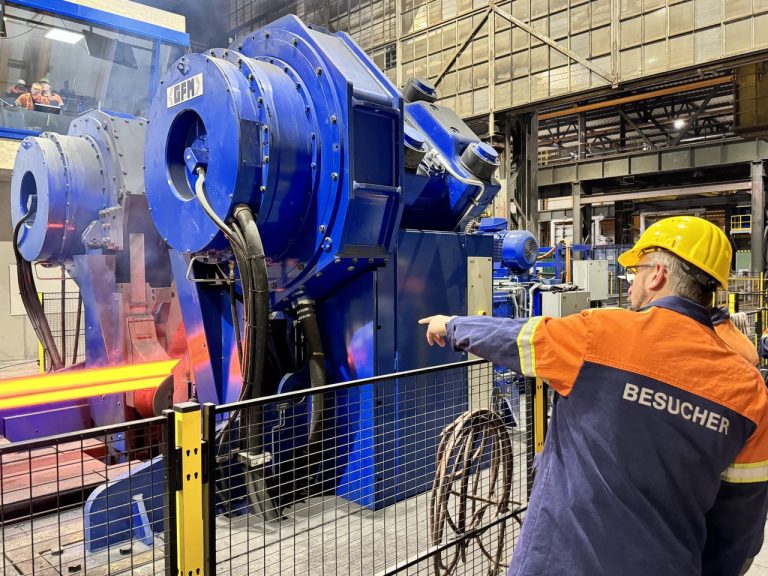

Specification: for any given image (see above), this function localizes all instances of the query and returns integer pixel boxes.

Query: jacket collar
[641,295,714,329]
[709,306,730,326]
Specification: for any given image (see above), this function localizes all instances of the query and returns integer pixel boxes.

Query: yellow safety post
[173,402,204,575]
[534,378,546,454]
[728,293,738,315]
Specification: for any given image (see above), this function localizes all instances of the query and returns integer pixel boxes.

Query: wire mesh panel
[0,417,173,575]
[205,360,532,576]
[40,293,85,371]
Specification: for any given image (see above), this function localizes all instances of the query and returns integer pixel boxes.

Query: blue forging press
[9,15,501,550]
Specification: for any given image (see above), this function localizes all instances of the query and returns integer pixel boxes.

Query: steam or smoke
[179,0,229,52]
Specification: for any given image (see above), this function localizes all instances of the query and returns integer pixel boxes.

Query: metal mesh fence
[0,417,173,575]
[40,293,85,371]
[716,277,764,311]
[204,360,532,576]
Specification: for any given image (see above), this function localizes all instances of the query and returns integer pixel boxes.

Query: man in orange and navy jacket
[420,216,768,576]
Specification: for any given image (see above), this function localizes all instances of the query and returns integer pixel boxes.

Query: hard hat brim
[617,247,641,269]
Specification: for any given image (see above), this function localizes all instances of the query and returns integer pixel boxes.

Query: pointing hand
[418,315,451,347]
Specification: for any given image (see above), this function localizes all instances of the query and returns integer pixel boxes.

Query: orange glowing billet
[0,359,179,410]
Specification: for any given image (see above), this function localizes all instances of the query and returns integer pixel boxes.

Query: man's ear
[647,263,666,291]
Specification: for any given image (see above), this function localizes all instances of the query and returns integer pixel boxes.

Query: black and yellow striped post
[172,402,204,575]
[526,377,549,497]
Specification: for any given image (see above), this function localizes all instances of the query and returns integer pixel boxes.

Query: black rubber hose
[232,220,256,399]
[13,215,64,371]
[214,221,252,454]
[233,205,269,401]
[229,271,243,369]
[294,298,326,476]
[228,223,251,373]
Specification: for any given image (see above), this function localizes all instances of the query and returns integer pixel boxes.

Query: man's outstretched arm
[418,312,589,393]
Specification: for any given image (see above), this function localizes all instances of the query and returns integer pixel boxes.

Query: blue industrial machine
[534,241,592,281]
[476,218,539,427]
[9,15,501,550]
[8,111,188,443]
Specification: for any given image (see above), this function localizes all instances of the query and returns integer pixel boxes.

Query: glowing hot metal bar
[0,359,179,410]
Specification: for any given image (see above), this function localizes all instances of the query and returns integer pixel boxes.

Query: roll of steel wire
[430,408,516,576]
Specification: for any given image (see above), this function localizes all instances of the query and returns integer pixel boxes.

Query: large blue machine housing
[145,16,403,307]
[145,15,500,307]
[141,14,502,513]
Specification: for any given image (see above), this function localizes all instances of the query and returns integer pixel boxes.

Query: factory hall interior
[6,1,768,576]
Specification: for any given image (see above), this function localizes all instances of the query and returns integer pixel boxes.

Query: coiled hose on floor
[430,408,516,576]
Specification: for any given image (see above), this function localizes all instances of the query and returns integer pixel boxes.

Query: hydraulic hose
[295,298,327,483]
[13,215,64,371]
[233,205,269,403]
[430,408,516,576]
[194,167,245,254]
[193,169,256,453]
[228,260,243,368]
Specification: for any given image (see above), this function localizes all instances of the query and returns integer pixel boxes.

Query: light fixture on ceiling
[673,118,687,130]
[45,27,85,44]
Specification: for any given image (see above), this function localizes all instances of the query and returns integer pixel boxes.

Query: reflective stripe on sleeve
[517,317,544,377]
[721,461,768,483]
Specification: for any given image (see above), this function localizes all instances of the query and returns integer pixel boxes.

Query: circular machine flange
[233,26,347,296]
[11,133,107,262]
[460,141,500,181]
[145,50,319,256]
[209,48,317,263]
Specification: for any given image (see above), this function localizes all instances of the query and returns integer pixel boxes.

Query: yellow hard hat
[617,216,731,289]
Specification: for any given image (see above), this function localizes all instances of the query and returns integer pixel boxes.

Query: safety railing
[202,360,533,576]
[0,416,173,575]
[40,292,85,372]
[0,360,540,575]
[716,276,765,311]
[730,214,752,233]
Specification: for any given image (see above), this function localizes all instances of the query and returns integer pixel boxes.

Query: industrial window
[0,2,185,137]
[385,43,397,69]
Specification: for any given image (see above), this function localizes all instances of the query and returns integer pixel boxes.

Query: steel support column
[508,112,539,238]
[752,161,766,274]
[572,182,583,244]
[577,112,587,159]
[504,118,516,229]
[526,112,540,238]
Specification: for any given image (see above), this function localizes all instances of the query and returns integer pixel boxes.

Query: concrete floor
[747,523,768,575]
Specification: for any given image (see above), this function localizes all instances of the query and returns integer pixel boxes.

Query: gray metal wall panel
[579,161,604,180]
[229,1,768,117]
[693,146,723,167]
[604,158,629,177]
[630,155,659,174]
[661,149,691,170]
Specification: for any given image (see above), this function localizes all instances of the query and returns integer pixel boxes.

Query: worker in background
[6,79,27,97]
[39,78,63,107]
[759,328,768,362]
[15,82,42,110]
[711,307,766,576]
[711,307,759,366]
[419,216,768,576]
